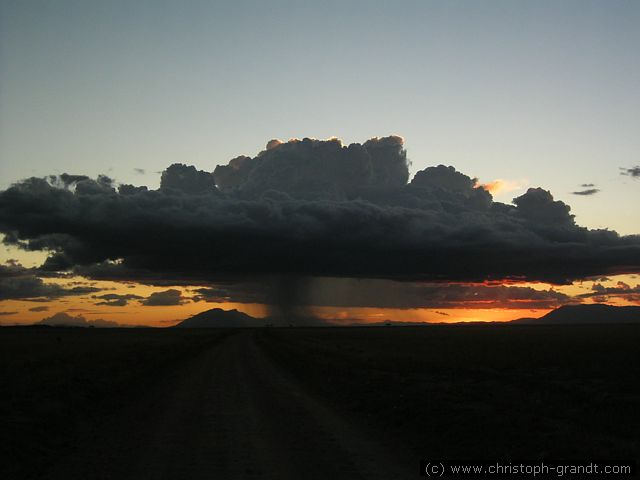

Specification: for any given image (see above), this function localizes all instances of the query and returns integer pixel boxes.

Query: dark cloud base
[191,278,575,310]
[1,136,639,290]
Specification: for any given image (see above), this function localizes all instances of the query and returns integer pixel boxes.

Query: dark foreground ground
[1,325,639,479]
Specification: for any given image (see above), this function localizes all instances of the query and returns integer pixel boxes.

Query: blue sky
[1,0,639,232]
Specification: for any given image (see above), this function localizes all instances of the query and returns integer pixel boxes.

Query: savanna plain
[1,324,638,479]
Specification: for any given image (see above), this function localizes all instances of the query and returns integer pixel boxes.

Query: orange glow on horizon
[0,273,637,327]
[309,306,550,325]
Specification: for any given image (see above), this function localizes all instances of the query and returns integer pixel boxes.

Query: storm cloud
[0,136,639,288]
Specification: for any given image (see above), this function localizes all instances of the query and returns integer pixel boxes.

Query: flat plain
[1,324,638,479]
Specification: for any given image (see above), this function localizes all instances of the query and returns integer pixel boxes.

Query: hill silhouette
[174,308,335,328]
[512,304,640,324]
[174,308,265,328]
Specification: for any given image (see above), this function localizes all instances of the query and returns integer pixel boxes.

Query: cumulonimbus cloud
[0,136,639,287]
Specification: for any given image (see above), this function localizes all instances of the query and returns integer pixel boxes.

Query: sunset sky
[1,1,639,326]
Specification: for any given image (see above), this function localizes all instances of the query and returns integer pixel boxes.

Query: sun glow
[478,178,529,197]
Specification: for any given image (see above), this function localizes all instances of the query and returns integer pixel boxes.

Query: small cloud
[29,306,49,312]
[0,311,18,316]
[133,168,146,175]
[92,293,143,306]
[434,311,449,316]
[140,289,187,306]
[620,166,640,178]
[579,281,640,302]
[580,183,595,188]
[571,188,600,196]
[616,281,631,290]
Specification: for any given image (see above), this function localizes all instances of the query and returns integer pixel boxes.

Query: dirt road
[47,330,414,479]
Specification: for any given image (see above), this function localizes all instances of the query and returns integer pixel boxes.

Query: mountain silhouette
[512,304,640,324]
[174,308,265,328]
